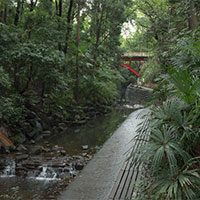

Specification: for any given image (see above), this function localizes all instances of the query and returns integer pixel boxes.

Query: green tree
[0,0,132,134]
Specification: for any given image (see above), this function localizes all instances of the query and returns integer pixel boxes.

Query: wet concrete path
[57,108,149,200]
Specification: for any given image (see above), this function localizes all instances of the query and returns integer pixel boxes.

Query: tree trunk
[64,0,74,54]
[21,0,25,17]
[75,1,81,103]
[55,0,58,15]
[3,4,7,24]
[93,0,105,65]
[59,0,62,17]
[57,0,63,51]
[76,2,80,53]
[30,0,37,11]
[27,0,37,39]
[14,0,21,26]
[95,2,105,48]
[188,2,198,30]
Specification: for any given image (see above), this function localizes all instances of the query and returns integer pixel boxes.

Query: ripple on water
[0,106,138,199]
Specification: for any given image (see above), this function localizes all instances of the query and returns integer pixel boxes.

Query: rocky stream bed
[0,85,152,200]
[0,140,94,199]
[0,105,139,200]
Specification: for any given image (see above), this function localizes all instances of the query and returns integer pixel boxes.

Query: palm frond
[168,67,200,104]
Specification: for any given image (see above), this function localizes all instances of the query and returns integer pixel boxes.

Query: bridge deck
[123,52,151,58]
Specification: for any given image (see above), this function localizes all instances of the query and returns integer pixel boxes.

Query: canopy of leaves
[0,0,132,128]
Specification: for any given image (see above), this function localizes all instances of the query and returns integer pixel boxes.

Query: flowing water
[35,165,58,181]
[48,106,135,154]
[0,160,16,178]
[0,105,137,200]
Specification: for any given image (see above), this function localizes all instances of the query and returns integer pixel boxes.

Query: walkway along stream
[58,108,150,200]
[0,85,152,199]
[0,107,135,200]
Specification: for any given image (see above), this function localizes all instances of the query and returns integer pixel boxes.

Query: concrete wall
[125,84,153,105]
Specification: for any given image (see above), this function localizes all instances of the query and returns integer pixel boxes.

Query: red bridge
[121,52,151,77]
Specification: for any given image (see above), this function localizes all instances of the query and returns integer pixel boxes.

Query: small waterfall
[0,160,16,177]
[69,163,76,177]
[123,104,144,109]
[35,165,58,181]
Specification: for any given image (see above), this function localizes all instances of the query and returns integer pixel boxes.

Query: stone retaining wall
[125,84,153,105]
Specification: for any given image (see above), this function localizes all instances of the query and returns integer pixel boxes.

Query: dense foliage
[126,0,200,199]
[0,0,132,133]
[1,0,200,198]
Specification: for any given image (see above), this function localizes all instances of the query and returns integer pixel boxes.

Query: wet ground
[0,106,136,200]
[58,108,149,200]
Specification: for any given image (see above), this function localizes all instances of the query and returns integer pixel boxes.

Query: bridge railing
[120,52,151,77]
[123,52,152,58]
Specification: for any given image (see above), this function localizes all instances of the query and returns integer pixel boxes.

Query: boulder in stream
[75,162,84,170]
[16,144,27,153]
[30,145,43,155]
[82,145,88,150]
[16,154,29,162]
[58,123,67,131]
[60,150,66,155]
[42,130,52,138]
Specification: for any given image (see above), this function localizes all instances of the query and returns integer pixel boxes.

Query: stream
[48,105,140,154]
[0,104,140,200]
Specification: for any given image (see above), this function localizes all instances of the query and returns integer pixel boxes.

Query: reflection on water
[0,106,136,200]
[48,107,134,154]
[0,177,56,200]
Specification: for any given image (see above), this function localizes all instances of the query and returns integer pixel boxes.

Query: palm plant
[151,166,200,200]
[150,98,200,150]
[132,124,191,175]
[168,68,200,105]
[132,96,200,199]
